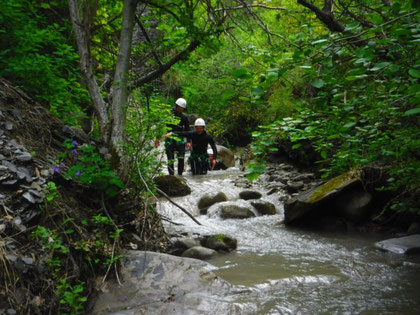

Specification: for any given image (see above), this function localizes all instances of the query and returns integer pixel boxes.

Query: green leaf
[252,86,264,97]
[407,84,420,94]
[408,68,420,78]
[403,108,420,116]
[231,68,250,79]
[343,122,356,129]
[310,78,325,88]
[320,151,328,159]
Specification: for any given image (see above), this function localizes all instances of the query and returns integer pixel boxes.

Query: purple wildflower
[52,165,60,173]
[71,149,78,155]
[75,170,81,177]
[72,140,79,146]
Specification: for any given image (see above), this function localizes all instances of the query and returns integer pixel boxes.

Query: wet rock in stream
[239,190,262,200]
[182,246,218,260]
[197,191,228,214]
[91,251,237,314]
[250,199,277,215]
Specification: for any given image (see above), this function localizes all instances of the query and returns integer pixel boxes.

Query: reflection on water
[158,168,420,314]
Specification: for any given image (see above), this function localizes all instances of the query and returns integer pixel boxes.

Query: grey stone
[22,192,36,203]
[92,251,236,314]
[22,257,34,265]
[0,224,5,233]
[407,222,420,236]
[182,246,218,260]
[2,160,17,173]
[250,200,277,215]
[239,190,262,200]
[2,179,17,185]
[0,194,5,199]
[172,237,199,250]
[0,154,5,160]
[219,204,255,219]
[197,191,228,214]
[154,175,191,197]
[216,145,235,167]
[17,167,32,182]
[375,235,420,255]
[7,309,17,315]
[16,152,32,161]
[201,235,237,252]
[0,173,11,181]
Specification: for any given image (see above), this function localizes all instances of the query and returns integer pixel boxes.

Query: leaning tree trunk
[68,0,110,143]
[110,0,137,178]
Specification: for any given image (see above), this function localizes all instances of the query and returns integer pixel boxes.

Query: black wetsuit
[173,130,217,175]
[165,108,189,175]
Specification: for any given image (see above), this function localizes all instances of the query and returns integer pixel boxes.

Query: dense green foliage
[0,0,88,124]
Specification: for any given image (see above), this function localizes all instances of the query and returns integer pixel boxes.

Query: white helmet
[194,118,206,127]
[207,149,213,155]
[175,98,187,109]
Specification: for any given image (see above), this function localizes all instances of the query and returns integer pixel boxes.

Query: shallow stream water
[158,167,420,314]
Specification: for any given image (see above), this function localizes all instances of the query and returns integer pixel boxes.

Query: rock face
[219,203,255,219]
[182,246,218,260]
[216,145,235,167]
[250,200,277,215]
[284,170,366,224]
[239,190,262,200]
[154,175,191,197]
[201,235,237,252]
[375,235,420,254]
[92,251,236,314]
[197,191,228,214]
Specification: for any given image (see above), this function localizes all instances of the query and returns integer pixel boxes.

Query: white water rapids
[157,167,420,314]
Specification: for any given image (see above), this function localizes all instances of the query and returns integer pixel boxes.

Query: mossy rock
[250,200,277,215]
[154,175,191,197]
[201,234,237,252]
[284,169,362,224]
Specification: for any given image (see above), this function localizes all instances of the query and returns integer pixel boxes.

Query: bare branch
[134,39,201,87]
[215,4,287,11]
[134,14,163,66]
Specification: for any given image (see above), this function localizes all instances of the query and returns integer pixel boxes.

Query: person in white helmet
[158,97,190,175]
[165,118,217,175]
[207,149,227,171]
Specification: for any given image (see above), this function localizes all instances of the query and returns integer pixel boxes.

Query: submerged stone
[219,203,255,219]
[182,246,218,260]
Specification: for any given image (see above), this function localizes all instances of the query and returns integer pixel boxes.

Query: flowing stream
[158,167,420,314]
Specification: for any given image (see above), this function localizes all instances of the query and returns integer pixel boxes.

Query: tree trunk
[68,0,110,143]
[110,0,138,177]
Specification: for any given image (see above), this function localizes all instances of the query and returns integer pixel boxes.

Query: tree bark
[69,0,110,143]
[110,0,138,177]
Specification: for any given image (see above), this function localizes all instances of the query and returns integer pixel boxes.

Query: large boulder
[250,200,277,215]
[201,234,237,252]
[216,145,235,168]
[181,246,218,260]
[197,191,228,214]
[219,203,255,219]
[239,190,262,200]
[375,235,420,254]
[91,251,236,314]
[336,189,372,222]
[154,175,191,197]
[284,169,363,224]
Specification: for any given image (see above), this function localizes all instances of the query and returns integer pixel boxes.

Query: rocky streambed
[93,163,420,314]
